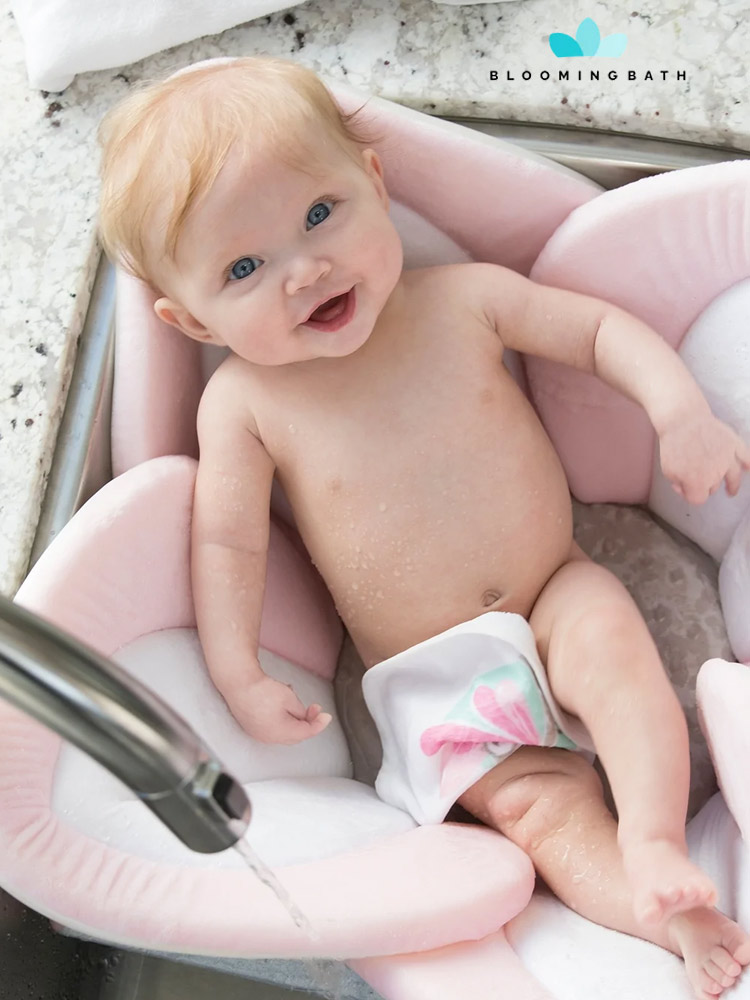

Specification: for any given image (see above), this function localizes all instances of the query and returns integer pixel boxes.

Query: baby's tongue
[311,293,346,321]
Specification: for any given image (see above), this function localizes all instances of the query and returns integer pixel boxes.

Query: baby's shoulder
[198,354,261,433]
[405,261,518,302]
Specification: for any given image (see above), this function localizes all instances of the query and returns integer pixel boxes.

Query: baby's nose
[284,256,332,295]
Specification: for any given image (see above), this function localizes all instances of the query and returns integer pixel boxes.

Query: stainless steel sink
[10,120,749,1000]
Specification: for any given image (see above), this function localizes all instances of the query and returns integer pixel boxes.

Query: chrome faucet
[0,594,251,853]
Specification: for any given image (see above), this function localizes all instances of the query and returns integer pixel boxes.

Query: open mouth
[303,287,356,331]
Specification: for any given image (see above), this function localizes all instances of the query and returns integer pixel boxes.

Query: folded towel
[11,0,296,91]
[11,0,526,92]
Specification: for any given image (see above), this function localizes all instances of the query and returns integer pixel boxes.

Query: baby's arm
[192,364,331,744]
[474,263,750,504]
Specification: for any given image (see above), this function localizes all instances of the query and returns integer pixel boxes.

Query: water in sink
[234,837,346,1000]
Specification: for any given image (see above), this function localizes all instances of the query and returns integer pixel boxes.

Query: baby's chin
[243,337,369,367]
[297,323,375,362]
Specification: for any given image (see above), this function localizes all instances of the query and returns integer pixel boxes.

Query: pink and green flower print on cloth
[363,612,594,824]
[420,659,578,801]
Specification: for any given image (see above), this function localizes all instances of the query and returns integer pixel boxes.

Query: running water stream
[233,837,347,999]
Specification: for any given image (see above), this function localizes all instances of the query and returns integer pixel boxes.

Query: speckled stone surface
[2,0,750,595]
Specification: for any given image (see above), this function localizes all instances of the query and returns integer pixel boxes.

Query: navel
[481,588,503,608]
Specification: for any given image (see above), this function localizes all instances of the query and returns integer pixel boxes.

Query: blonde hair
[97,57,377,286]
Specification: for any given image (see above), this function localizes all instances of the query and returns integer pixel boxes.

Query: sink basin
[13,119,750,1000]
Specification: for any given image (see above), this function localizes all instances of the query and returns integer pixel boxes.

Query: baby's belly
[287,453,574,667]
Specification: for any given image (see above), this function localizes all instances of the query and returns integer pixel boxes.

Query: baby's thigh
[459,744,603,848]
[529,543,662,714]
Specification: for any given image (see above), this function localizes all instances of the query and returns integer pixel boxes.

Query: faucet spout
[0,594,251,853]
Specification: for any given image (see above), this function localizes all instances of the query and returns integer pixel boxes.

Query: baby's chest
[269,359,551,520]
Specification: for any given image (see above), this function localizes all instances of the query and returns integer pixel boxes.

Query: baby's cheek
[370,227,403,285]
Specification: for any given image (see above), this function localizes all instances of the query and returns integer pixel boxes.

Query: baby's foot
[668,907,750,999]
[623,839,717,925]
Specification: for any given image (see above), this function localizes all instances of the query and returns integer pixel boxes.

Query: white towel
[11,0,304,91]
[11,0,526,92]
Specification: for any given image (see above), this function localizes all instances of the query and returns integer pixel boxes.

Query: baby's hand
[658,411,750,504]
[231,673,332,745]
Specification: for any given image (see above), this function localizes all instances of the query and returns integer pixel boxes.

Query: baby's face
[154,138,404,366]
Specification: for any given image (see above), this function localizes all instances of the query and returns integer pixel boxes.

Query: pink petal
[438,744,491,797]
[420,721,501,757]
[473,683,541,745]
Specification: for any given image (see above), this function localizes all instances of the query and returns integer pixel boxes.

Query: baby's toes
[709,946,742,979]
[722,924,750,966]
[688,873,719,908]
[699,881,719,908]
[683,882,713,906]
[696,969,723,997]
[705,959,738,990]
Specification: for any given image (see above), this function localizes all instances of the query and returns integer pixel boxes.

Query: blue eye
[228,257,262,281]
[306,201,333,230]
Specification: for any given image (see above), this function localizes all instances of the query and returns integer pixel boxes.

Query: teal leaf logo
[549,32,584,57]
[549,18,628,57]
[597,32,627,56]
[576,17,600,55]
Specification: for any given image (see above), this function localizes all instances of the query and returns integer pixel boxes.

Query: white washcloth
[11,0,526,91]
[11,0,302,91]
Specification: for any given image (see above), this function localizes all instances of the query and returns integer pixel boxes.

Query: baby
[99,57,750,997]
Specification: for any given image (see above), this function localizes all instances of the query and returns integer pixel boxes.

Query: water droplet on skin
[379,502,387,512]
[288,424,296,434]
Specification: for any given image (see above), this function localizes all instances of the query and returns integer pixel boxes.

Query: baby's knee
[485,750,603,854]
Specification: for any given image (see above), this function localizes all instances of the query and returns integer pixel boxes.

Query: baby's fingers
[737,437,750,471]
[305,703,332,732]
[309,712,332,735]
[672,477,709,505]
[277,713,330,744]
[725,460,744,497]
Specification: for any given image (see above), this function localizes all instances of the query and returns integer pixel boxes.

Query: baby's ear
[154,297,223,345]
[362,148,389,210]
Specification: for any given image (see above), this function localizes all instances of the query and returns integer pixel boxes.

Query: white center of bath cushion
[507,887,693,1000]
[116,629,353,783]
[52,630,417,865]
[54,771,416,868]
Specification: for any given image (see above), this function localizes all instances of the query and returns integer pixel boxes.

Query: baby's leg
[528,545,712,926]
[460,747,750,999]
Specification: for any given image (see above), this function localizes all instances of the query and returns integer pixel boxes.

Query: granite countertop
[1,0,749,596]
